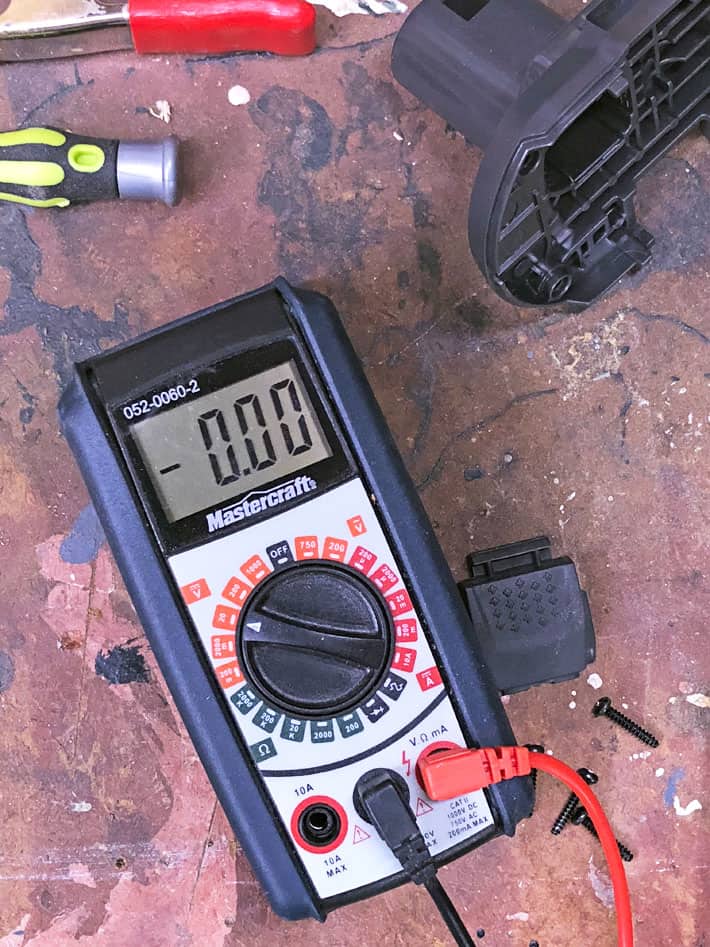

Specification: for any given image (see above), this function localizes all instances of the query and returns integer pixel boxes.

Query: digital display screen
[130,361,332,522]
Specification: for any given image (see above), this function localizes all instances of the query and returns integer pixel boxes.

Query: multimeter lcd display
[130,361,332,522]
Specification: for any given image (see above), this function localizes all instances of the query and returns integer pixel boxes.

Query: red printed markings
[416,666,443,691]
[349,545,377,575]
[386,588,414,617]
[352,824,371,844]
[222,576,251,607]
[211,634,237,660]
[395,619,418,643]
[347,515,366,537]
[241,555,270,584]
[181,578,211,604]
[215,660,243,690]
[370,564,399,594]
[323,537,348,562]
[295,536,319,560]
[392,647,417,673]
[212,604,239,631]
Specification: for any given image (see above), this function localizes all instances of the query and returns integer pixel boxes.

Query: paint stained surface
[0,1,708,944]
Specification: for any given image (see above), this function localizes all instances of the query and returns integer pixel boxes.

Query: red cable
[419,746,634,947]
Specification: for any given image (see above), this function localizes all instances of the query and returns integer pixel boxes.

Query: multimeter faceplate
[60,280,532,920]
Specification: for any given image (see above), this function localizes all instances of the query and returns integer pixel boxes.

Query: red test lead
[419,746,635,947]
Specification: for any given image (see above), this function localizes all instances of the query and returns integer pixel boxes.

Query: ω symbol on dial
[238,563,394,718]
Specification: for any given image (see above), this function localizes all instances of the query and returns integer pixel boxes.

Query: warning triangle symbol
[247,621,262,633]
[352,824,371,844]
[415,797,433,817]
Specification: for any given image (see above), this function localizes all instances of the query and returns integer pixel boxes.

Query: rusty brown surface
[0,3,708,945]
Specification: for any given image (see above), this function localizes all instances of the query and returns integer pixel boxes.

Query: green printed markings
[281,716,306,742]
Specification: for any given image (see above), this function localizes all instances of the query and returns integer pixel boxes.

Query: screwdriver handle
[0,127,180,208]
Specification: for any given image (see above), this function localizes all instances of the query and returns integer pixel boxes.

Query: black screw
[592,697,659,748]
[551,767,598,835]
[524,744,545,792]
[571,807,634,862]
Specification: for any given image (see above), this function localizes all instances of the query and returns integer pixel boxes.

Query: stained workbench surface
[0,2,708,944]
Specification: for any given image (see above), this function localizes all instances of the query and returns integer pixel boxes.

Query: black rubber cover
[461,536,596,694]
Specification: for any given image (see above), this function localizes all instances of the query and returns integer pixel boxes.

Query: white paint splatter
[311,0,407,15]
[588,857,614,908]
[148,100,172,123]
[569,701,577,709]
[655,768,665,777]
[70,801,92,813]
[227,85,250,107]
[686,693,710,709]
[393,130,404,142]
[0,915,30,947]
[67,863,97,888]
[505,912,530,922]
[571,690,577,696]
[673,796,702,817]
[587,672,603,690]
[566,491,576,501]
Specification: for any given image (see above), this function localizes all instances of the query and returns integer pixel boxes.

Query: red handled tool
[0,0,317,61]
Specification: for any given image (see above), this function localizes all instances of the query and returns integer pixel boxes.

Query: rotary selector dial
[238,563,394,718]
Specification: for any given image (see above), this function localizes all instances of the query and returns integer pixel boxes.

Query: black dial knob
[238,563,394,718]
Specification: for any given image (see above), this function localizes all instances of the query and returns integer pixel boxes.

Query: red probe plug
[419,746,634,947]
[128,0,317,57]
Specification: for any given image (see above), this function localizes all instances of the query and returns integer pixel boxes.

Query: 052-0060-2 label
[122,379,201,419]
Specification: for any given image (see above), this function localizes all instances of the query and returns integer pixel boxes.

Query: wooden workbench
[0,2,708,944]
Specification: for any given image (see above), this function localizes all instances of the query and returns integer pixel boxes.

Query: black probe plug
[353,769,477,947]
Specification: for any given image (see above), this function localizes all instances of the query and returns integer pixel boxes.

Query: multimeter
[59,279,532,921]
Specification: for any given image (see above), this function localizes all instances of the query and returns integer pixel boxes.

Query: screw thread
[577,812,634,862]
[607,707,659,747]
[551,792,578,835]
[525,744,545,792]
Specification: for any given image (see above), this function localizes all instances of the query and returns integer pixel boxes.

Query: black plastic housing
[392,0,709,309]
[460,537,595,694]
[59,280,533,921]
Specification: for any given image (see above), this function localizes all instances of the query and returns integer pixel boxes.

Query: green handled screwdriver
[0,127,180,208]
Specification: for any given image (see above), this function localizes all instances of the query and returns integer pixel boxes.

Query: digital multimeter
[59,279,532,920]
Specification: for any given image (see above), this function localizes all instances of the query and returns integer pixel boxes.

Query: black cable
[424,876,477,947]
[353,768,477,946]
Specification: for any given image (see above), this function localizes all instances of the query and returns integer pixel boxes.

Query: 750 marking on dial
[122,380,201,420]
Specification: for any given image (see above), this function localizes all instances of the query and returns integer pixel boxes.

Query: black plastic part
[59,279,533,922]
[238,562,394,718]
[460,537,595,694]
[392,0,709,309]
[353,768,435,885]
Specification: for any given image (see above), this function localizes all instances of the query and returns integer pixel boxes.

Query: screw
[524,744,545,792]
[551,767,598,835]
[571,807,634,862]
[592,697,659,748]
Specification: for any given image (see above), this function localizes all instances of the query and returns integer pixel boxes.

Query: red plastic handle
[127,0,317,56]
